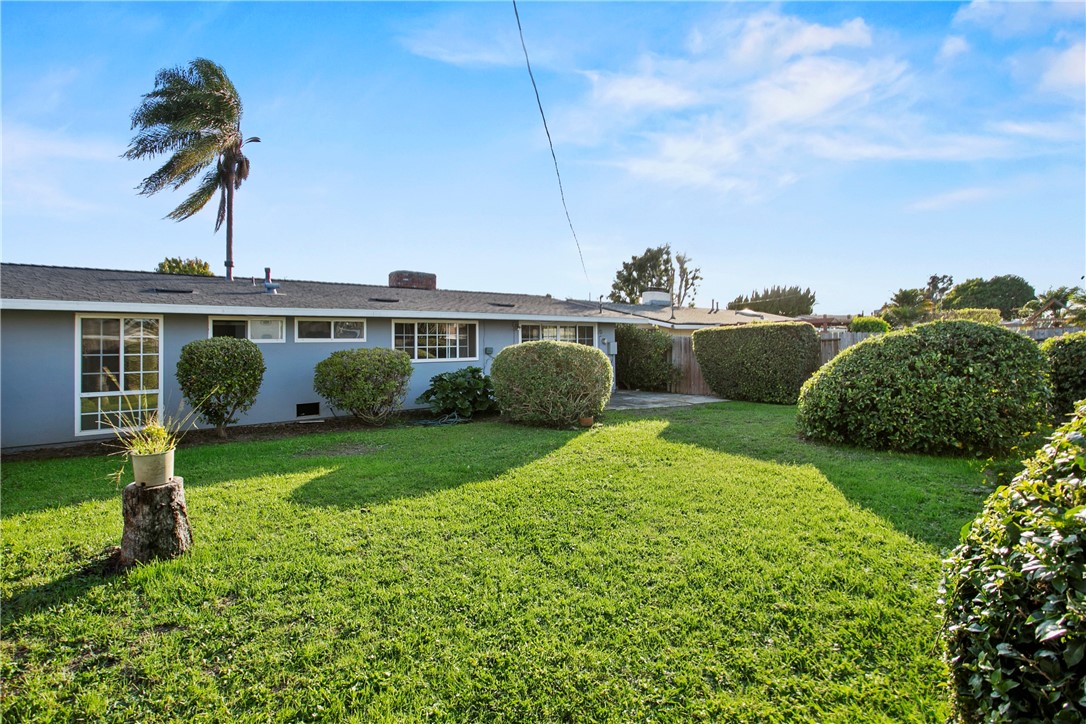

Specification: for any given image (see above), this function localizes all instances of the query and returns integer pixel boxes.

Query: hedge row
[614,324,677,391]
[692,322,821,404]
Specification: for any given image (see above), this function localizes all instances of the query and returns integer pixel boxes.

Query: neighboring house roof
[0,263,635,323]
[579,300,793,329]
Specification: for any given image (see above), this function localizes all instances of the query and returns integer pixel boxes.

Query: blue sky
[3,1,1083,313]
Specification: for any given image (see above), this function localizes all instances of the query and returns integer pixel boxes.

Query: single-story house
[0,264,633,450]
[585,290,794,335]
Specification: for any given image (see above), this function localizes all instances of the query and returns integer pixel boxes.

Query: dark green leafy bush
[933,308,1002,325]
[691,322,820,404]
[1042,331,1086,419]
[614,324,677,391]
[941,402,1086,723]
[797,320,1051,454]
[415,366,498,419]
[176,337,265,437]
[314,348,412,425]
[848,316,890,333]
[491,341,612,427]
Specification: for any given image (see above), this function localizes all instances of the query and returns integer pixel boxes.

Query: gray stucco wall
[1,311,618,449]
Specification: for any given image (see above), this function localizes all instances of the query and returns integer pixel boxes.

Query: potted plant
[109,397,196,488]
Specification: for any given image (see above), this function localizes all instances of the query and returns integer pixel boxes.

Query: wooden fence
[667,326,1084,395]
[669,336,714,395]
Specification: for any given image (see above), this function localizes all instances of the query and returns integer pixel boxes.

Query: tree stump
[120,477,192,568]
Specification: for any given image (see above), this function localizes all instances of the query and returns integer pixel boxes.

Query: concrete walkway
[606,390,723,411]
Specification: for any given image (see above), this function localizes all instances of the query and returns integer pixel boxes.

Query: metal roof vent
[264,267,280,295]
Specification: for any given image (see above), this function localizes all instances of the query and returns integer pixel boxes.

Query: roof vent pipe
[264,267,280,295]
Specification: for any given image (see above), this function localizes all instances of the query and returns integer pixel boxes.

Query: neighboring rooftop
[0,263,634,321]
[585,300,794,328]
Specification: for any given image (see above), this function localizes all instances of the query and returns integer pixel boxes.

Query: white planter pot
[130,449,175,487]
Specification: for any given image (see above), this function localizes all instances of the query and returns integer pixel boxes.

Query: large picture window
[520,324,595,346]
[394,321,477,361]
[77,316,161,433]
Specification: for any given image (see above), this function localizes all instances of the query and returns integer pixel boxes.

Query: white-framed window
[393,320,477,361]
[295,318,367,342]
[520,324,596,346]
[209,317,285,343]
[75,315,162,434]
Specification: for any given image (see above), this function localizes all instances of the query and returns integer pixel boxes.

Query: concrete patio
[606,390,723,411]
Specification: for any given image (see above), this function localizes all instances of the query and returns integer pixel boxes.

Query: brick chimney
[388,270,437,290]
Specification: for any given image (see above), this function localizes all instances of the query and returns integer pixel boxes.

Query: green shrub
[848,316,890,333]
[1042,331,1086,418]
[415,366,498,419]
[614,324,677,391]
[491,341,612,427]
[797,320,1051,454]
[313,348,413,425]
[691,322,820,404]
[933,308,1002,325]
[941,402,1086,723]
[176,337,265,437]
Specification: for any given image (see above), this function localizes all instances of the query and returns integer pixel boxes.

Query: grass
[1,402,994,722]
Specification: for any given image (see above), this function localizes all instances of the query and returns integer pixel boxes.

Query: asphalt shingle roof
[0,263,634,321]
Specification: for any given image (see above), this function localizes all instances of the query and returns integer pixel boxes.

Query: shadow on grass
[1,545,122,627]
[630,402,989,551]
[1,420,583,517]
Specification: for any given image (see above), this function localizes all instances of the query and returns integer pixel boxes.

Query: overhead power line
[512,0,591,289]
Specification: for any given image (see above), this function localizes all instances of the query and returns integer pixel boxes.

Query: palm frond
[165,169,221,222]
[215,183,227,232]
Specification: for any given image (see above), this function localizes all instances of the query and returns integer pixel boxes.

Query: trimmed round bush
[615,324,677,391]
[797,320,1050,454]
[692,321,821,404]
[491,341,612,427]
[314,348,412,425]
[176,337,265,437]
[848,316,890,334]
[941,402,1086,722]
[1041,331,1086,418]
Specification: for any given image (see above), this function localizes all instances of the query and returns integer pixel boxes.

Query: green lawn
[2,403,991,722]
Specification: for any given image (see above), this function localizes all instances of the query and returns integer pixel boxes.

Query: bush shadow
[2,545,122,627]
[633,402,989,551]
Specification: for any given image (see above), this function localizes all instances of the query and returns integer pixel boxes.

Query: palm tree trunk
[225,170,235,281]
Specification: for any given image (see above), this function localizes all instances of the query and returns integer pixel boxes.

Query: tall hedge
[176,337,265,437]
[691,322,820,404]
[491,341,612,427]
[848,316,890,334]
[1041,331,1086,418]
[797,320,1051,454]
[614,324,677,391]
[941,402,1086,722]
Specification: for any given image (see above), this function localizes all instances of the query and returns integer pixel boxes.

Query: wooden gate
[669,336,714,395]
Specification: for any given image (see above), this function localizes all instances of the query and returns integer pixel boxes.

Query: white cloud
[727,12,871,67]
[398,16,523,67]
[1041,41,1086,93]
[954,0,1085,37]
[907,186,999,212]
[990,116,1086,142]
[937,35,971,62]
[3,124,121,164]
[747,56,906,127]
[584,71,700,110]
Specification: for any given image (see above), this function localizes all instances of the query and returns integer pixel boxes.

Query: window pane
[249,320,283,340]
[577,326,594,346]
[212,320,247,338]
[298,320,332,339]
[521,325,541,342]
[333,321,365,339]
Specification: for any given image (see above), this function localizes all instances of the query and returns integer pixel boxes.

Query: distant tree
[925,274,954,306]
[124,58,260,281]
[673,253,702,308]
[943,275,1035,320]
[1068,289,1086,327]
[609,245,673,304]
[1020,286,1083,328]
[156,257,213,276]
[880,288,933,328]
[727,285,816,317]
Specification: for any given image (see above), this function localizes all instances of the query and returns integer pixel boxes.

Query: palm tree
[124,58,259,281]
